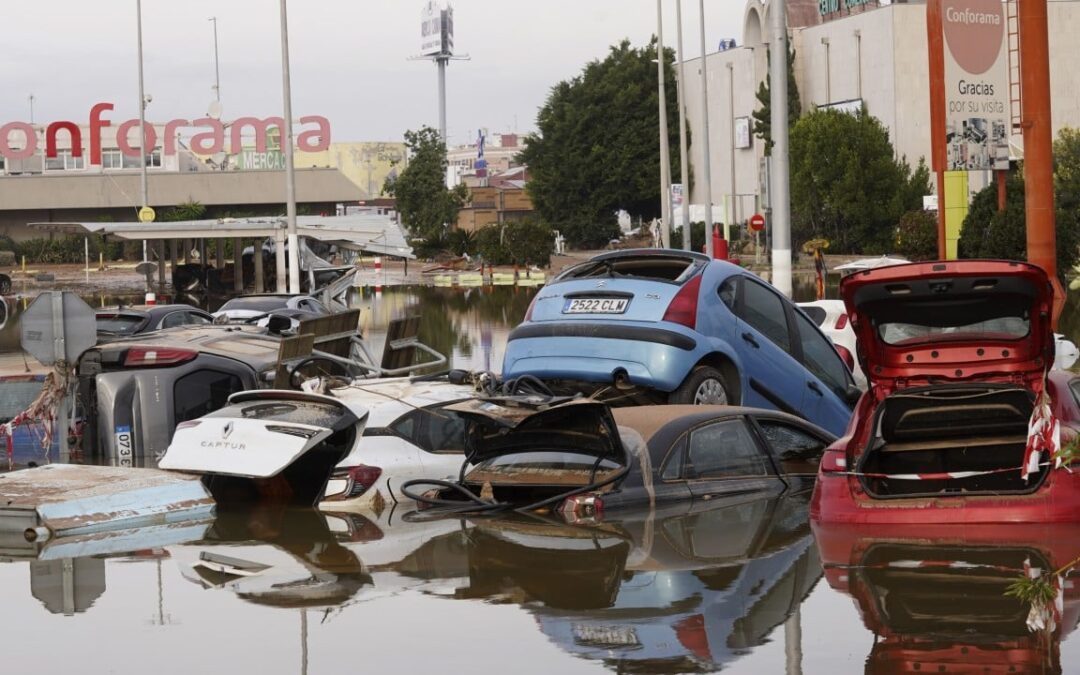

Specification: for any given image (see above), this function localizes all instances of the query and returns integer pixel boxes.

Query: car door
[726,275,806,415]
[680,417,785,501]
[790,310,856,435]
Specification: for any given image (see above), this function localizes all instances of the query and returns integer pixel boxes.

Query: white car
[797,300,866,389]
[160,377,478,513]
[212,293,330,324]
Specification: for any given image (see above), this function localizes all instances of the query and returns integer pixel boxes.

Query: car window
[661,435,687,480]
[800,306,827,326]
[389,404,469,454]
[162,311,210,329]
[174,370,243,424]
[739,279,791,352]
[757,420,828,474]
[794,310,851,399]
[686,419,769,478]
[96,314,145,335]
[718,277,738,312]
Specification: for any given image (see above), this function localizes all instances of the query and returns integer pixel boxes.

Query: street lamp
[136,0,150,282]
[698,0,715,258]
[656,0,672,248]
[278,0,300,294]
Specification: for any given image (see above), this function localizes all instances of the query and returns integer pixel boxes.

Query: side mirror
[212,313,229,325]
[266,314,292,334]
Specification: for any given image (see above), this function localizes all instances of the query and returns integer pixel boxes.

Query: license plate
[115,425,133,467]
[572,624,640,647]
[563,297,629,314]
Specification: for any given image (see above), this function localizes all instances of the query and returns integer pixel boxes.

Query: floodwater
[3,276,1080,673]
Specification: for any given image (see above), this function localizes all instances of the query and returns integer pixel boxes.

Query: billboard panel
[421,2,442,56]
[942,0,1010,170]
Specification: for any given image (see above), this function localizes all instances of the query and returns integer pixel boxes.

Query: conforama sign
[0,102,331,163]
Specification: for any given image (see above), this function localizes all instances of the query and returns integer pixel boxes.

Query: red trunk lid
[840,260,1054,388]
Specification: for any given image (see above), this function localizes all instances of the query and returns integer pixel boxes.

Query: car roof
[611,405,834,453]
[328,378,477,426]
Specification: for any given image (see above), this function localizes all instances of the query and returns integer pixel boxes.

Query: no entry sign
[749,213,766,232]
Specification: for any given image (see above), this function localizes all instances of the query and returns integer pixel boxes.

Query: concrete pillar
[216,238,225,270]
[169,239,178,286]
[183,239,191,264]
[233,237,244,293]
[254,242,265,293]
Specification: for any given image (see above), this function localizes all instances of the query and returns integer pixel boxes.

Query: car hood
[840,260,1054,388]
[445,397,625,464]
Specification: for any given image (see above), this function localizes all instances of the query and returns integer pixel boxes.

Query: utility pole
[675,0,692,250]
[698,0,715,258]
[656,0,672,248]
[769,0,793,297]
[278,0,300,294]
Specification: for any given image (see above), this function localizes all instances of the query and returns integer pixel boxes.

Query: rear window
[174,370,243,423]
[557,255,700,283]
[799,306,827,326]
[219,297,291,312]
[97,314,145,335]
[879,315,1030,345]
[232,400,344,427]
[476,452,623,472]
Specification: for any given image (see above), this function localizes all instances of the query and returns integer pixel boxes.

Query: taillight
[523,293,539,322]
[559,492,605,522]
[123,346,197,367]
[834,345,855,372]
[324,464,383,501]
[834,314,849,330]
[820,449,848,473]
[663,274,702,329]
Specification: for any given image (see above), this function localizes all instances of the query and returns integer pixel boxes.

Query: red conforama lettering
[0,102,332,165]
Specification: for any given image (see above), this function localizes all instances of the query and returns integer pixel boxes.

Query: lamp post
[209,17,221,101]
[278,0,300,294]
[675,0,692,250]
[770,0,793,297]
[136,0,150,281]
[698,0,715,258]
[656,0,672,248]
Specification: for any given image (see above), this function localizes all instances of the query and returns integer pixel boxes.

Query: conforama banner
[942,0,1010,170]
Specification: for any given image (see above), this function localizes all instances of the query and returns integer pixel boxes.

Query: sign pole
[279,0,301,295]
[769,0,793,298]
[698,0,715,258]
[656,0,672,249]
[675,0,692,250]
[927,0,947,259]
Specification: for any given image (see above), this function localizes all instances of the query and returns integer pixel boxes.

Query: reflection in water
[440,493,822,673]
[813,522,1080,674]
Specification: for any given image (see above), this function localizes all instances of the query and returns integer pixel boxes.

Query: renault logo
[222,421,234,439]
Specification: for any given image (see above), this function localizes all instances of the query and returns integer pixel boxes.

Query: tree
[789,107,929,253]
[751,45,801,155]
[958,169,1080,279]
[519,38,682,248]
[383,127,468,241]
[895,209,939,261]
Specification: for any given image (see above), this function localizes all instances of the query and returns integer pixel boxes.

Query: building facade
[680,0,1080,225]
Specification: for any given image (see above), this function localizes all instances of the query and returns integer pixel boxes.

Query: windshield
[878,315,1030,345]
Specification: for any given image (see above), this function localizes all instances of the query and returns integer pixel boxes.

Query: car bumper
[810,471,1080,524]
[503,324,700,392]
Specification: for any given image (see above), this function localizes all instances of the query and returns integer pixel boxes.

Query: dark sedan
[96,304,213,339]
[419,399,836,518]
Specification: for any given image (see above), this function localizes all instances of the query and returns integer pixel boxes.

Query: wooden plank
[381,315,420,371]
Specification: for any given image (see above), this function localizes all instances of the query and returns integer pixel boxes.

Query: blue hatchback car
[502,249,856,436]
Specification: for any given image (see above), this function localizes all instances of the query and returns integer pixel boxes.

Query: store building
[680,0,1080,224]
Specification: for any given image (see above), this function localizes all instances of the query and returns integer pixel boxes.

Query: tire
[668,366,734,405]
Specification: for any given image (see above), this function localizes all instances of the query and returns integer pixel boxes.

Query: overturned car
[811,260,1080,524]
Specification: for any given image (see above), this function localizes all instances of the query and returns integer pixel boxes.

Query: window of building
[64,150,84,170]
[102,150,123,169]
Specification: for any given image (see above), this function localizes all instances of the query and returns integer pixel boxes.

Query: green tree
[751,45,801,155]
[519,38,682,248]
[789,107,929,252]
[957,169,1080,279]
[383,127,469,241]
[895,209,938,261]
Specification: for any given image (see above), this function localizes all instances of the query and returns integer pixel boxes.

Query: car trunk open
[159,390,365,506]
[446,398,629,504]
[858,384,1044,497]
[841,261,1055,499]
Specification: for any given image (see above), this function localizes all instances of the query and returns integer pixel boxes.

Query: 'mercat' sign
[0,102,331,163]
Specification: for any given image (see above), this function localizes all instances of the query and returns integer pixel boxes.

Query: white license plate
[572,624,640,647]
[563,298,629,314]
[115,425,133,467]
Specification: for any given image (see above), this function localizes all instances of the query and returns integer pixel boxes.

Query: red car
[811,260,1080,524]
[813,520,1080,673]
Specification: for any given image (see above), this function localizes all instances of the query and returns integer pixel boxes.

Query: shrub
[895,209,939,261]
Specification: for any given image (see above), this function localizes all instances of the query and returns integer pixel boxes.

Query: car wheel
[669,366,732,405]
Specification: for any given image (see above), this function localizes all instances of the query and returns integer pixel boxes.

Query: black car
[419,399,836,517]
[95,304,214,340]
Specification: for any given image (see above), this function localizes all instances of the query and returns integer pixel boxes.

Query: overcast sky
[1,1,744,146]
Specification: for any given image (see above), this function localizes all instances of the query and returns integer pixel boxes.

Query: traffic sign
[20,292,97,365]
[749,213,766,232]
[138,206,156,223]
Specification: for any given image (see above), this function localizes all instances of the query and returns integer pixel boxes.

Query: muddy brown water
[2,278,1080,673]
